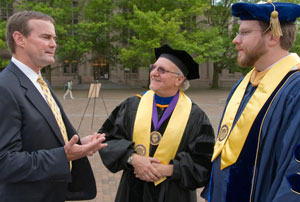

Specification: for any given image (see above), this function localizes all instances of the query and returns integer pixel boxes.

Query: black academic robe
[99,94,215,202]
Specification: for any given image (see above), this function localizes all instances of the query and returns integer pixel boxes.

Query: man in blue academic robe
[203,1,300,202]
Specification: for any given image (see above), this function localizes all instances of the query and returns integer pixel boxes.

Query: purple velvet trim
[152,91,179,130]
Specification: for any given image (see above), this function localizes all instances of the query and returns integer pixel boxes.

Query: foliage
[201,0,241,88]
[17,0,91,65]
[0,20,9,71]
[0,21,6,49]
[119,6,185,69]
[116,0,225,73]
[82,0,116,65]
[1,0,299,87]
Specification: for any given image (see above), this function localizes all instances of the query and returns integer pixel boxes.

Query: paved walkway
[57,87,230,202]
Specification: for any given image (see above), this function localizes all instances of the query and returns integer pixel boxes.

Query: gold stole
[212,53,300,170]
[132,90,192,185]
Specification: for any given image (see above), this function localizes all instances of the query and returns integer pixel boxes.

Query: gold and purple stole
[212,53,300,170]
[132,90,192,185]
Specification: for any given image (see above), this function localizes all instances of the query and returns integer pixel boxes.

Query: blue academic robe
[203,70,300,202]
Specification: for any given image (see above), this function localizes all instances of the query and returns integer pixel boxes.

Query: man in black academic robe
[99,44,215,202]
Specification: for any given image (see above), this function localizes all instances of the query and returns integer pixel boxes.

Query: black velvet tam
[154,44,200,80]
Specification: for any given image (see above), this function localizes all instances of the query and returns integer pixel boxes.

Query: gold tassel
[266,0,283,37]
[270,10,283,37]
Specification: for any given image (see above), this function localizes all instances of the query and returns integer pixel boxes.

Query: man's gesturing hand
[64,133,107,161]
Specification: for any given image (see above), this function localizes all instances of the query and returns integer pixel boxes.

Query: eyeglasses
[149,64,181,75]
[236,30,262,38]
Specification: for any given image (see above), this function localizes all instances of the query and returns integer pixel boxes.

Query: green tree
[82,0,115,64]
[115,0,225,84]
[17,0,94,82]
[0,20,9,71]
[0,0,14,71]
[205,0,300,88]
[2,0,299,87]
[119,6,186,69]
[201,0,241,88]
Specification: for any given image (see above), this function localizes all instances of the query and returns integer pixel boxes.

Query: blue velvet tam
[232,2,300,23]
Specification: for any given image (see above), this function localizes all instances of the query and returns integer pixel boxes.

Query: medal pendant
[150,131,162,145]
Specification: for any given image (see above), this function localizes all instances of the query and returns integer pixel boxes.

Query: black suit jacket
[0,62,96,202]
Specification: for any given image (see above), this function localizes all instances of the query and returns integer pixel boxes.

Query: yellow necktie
[37,76,72,169]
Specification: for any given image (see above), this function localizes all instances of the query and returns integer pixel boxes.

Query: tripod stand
[77,81,108,131]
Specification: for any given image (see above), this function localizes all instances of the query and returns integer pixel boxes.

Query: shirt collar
[154,93,176,105]
[263,53,297,71]
[11,57,41,83]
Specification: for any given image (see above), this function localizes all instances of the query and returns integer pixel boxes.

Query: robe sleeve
[99,97,138,173]
[170,104,215,190]
[266,87,300,201]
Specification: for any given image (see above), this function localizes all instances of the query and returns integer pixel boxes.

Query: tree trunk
[211,63,219,88]
[43,65,52,84]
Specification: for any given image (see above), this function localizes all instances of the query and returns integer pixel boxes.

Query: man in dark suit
[0,11,107,202]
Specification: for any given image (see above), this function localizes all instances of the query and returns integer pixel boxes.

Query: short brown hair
[258,21,298,51]
[6,11,54,53]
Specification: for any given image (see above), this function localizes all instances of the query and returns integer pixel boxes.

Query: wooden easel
[77,81,108,131]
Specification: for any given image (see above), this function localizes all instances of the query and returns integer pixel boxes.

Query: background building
[0,0,243,89]
[49,58,242,88]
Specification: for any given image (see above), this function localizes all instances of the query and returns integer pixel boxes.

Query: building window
[63,60,78,75]
[124,67,137,74]
[64,63,69,73]
[124,66,138,81]
[72,0,79,24]
[93,57,109,80]
[0,0,13,21]
[71,62,77,73]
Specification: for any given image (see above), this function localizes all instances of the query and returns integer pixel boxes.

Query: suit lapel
[7,62,65,145]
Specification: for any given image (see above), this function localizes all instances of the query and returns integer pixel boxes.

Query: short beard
[238,38,267,67]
